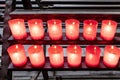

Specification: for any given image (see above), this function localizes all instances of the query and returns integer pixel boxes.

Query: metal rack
[2,0,120,80]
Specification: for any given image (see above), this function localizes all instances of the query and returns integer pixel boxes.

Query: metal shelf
[8,57,120,71]
[8,33,120,45]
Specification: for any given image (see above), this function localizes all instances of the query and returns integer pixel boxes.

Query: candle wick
[16,45,18,49]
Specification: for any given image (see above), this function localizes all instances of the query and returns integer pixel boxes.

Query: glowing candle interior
[47,19,62,40]
[67,45,82,67]
[7,44,27,67]
[28,45,45,67]
[100,20,117,40]
[8,19,27,40]
[48,45,64,68]
[28,19,44,40]
[85,45,101,67]
[65,19,80,40]
[83,20,98,40]
[103,45,120,68]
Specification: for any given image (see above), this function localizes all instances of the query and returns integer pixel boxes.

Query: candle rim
[47,19,62,25]
[28,19,43,25]
[105,45,120,56]
[86,45,101,55]
[7,44,24,54]
[67,45,82,54]
[48,45,63,54]
[84,19,98,26]
[8,19,24,25]
[102,20,117,26]
[28,45,43,54]
[65,19,79,25]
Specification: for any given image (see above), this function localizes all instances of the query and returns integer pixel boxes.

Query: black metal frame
[2,0,120,80]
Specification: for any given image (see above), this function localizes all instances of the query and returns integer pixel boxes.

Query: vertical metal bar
[42,71,49,80]
[56,76,62,80]
[11,0,16,11]
[2,0,13,80]
[36,0,43,9]
[22,0,32,9]
[7,70,12,80]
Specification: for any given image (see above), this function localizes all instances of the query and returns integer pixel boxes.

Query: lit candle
[28,45,45,67]
[47,19,62,40]
[8,19,27,40]
[7,44,27,67]
[65,19,80,40]
[85,45,101,67]
[100,20,117,40]
[28,19,44,40]
[83,20,98,40]
[103,45,120,68]
[48,45,64,68]
[67,45,82,67]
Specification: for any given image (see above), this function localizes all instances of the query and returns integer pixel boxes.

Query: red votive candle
[7,44,27,67]
[83,20,98,40]
[8,19,27,40]
[28,19,44,40]
[47,19,62,40]
[85,45,101,67]
[103,45,120,68]
[65,19,80,40]
[100,20,117,40]
[48,45,64,68]
[67,45,82,67]
[28,45,45,67]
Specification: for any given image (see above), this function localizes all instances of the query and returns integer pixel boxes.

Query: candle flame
[74,45,77,53]
[94,47,96,50]
[72,22,75,24]
[111,46,114,49]
[16,45,18,49]
[108,21,111,25]
[54,21,56,24]
[17,21,20,24]
[94,46,96,53]
[34,45,37,49]
[35,22,37,24]
[90,23,92,26]
[74,45,77,50]
[53,45,57,49]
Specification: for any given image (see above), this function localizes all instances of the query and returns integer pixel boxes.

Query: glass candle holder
[7,44,27,67]
[83,20,98,40]
[8,19,27,40]
[65,19,80,40]
[28,19,44,40]
[48,45,64,68]
[85,45,101,67]
[28,45,45,67]
[67,45,82,67]
[47,19,62,40]
[100,20,117,40]
[103,45,120,68]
